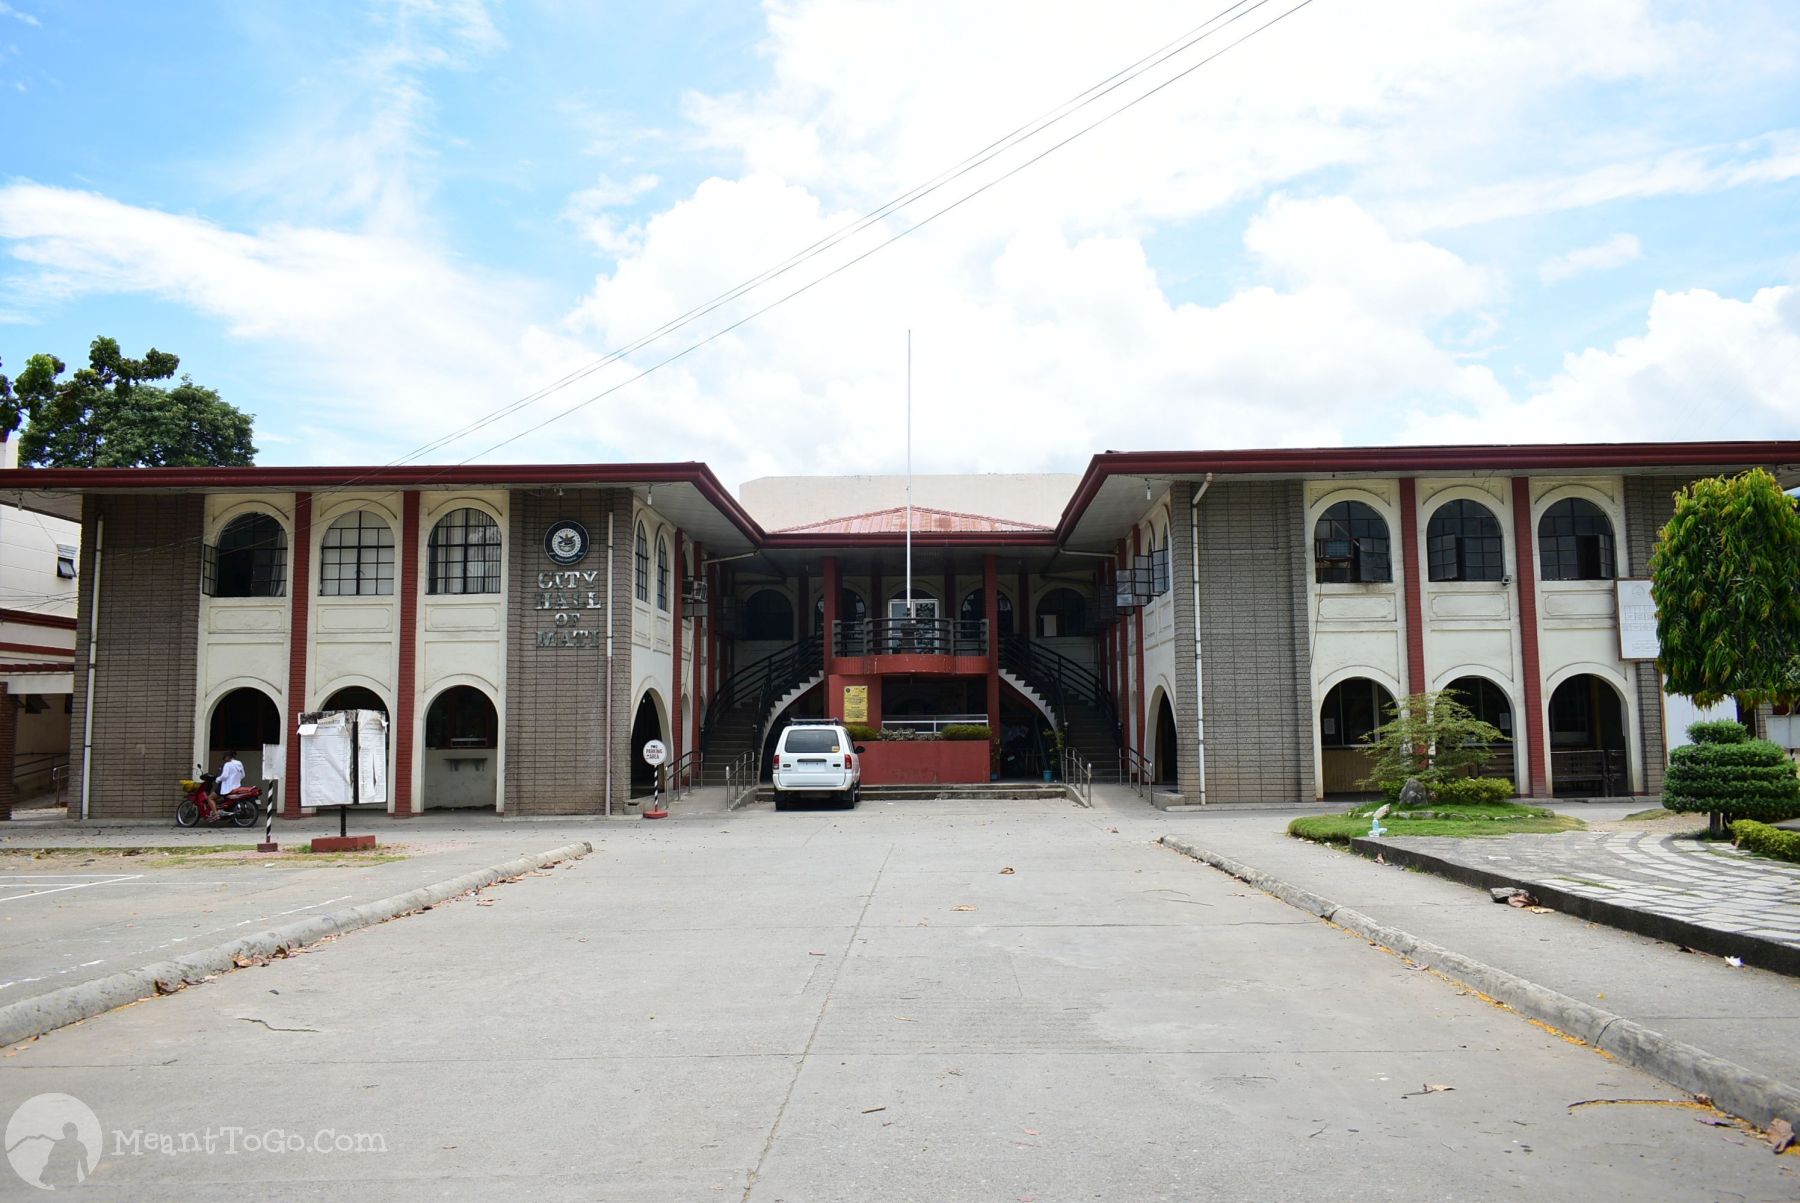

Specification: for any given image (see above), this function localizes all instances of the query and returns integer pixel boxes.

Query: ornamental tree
[1662,720,1800,836]
[1650,469,1800,708]
[1360,690,1509,803]
[1,337,255,467]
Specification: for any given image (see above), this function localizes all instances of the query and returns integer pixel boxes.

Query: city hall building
[2,439,1796,821]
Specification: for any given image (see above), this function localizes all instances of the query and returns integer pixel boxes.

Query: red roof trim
[1057,440,1800,535]
[0,461,768,545]
[0,608,79,631]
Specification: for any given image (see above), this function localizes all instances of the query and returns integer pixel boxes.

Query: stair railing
[1120,747,1153,798]
[1000,635,1124,754]
[1061,746,1094,806]
[701,632,823,750]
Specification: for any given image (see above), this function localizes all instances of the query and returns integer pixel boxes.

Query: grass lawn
[1289,801,1583,844]
[0,845,409,868]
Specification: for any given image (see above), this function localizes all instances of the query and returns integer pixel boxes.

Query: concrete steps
[741,782,1075,805]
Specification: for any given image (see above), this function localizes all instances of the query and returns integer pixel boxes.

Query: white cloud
[1401,286,1800,444]
[0,3,39,28]
[1539,233,1643,284]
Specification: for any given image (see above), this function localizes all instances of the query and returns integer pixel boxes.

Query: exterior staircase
[700,635,823,784]
[1000,635,1123,782]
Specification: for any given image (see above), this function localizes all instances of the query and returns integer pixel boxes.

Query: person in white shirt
[217,752,245,796]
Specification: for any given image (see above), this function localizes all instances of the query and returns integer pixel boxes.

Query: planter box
[858,740,989,786]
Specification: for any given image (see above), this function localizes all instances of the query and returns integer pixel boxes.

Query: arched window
[425,686,498,749]
[1538,498,1616,581]
[1314,501,1392,583]
[427,508,500,595]
[744,590,795,641]
[1036,588,1087,638]
[1320,678,1395,748]
[210,513,287,598]
[320,510,394,596]
[813,589,867,635]
[958,589,1014,638]
[634,523,649,603]
[1445,676,1512,736]
[1149,526,1171,596]
[1426,500,1504,582]
[655,537,670,611]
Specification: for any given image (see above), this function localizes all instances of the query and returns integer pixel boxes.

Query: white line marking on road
[0,876,141,902]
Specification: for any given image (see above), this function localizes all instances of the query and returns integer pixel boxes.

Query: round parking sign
[641,739,667,767]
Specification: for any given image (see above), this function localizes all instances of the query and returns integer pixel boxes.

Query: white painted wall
[417,490,507,811]
[0,436,80,622]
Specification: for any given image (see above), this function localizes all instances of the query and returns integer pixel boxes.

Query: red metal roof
[776,506,1052,535]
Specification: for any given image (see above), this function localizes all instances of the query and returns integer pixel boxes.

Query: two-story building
[1,438,1794,820]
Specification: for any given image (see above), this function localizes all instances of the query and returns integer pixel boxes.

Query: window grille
[320,511,395,596]
[1426,500,1505,582]
[1313,501,1392,583]
[1537,498,1616,581]
[634,523,649,603]
[427,508,501,595]
[212,514,287,597]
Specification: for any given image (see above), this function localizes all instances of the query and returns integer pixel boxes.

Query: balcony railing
[833,617,988,658]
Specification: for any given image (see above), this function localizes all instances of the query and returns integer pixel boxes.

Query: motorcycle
[176,771,264,828]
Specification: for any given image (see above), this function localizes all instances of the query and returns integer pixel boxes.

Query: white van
[772,720,864,810]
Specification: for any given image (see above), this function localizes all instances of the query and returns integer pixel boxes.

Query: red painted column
[691,539,704,764]
[1511,477,1549,797]
[393,492,420,818]
[1132,527,1146,774]
[282,492,313,818]
[671,529,684,772]
[1398,478,1427,698]
[870,570,883,622]
[944,569,955,619]
[822,556,840,674]
[983,554,1000,736]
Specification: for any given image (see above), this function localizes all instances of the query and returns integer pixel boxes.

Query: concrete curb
[1159,834,1800,1134]
[1347,835,1800,977]
[0,841,594,1049]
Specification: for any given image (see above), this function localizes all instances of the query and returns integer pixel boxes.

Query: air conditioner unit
[681,578,708,604]
[1314,537,1355,564]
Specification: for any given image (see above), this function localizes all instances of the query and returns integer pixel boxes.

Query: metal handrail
[1120,747,1153,798]
[880,714,989,735]
[833,617,987,658]
[1060,746,1094,806]
[700,632,823,750]
[668,749,703,798]
[722,748,760,807]
[1000,635,1122,747]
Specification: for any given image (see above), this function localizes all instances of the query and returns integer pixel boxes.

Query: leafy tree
[0,337,255,467]
[1662,719,1800,836]
[1650,469,1800,708]
[1360,690,1509,803]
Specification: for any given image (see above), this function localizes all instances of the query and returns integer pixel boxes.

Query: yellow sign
[843,685,869,724]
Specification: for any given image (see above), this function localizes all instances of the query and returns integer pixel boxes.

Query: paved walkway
[1374,828,1800,952]
[5,797,1791,1200]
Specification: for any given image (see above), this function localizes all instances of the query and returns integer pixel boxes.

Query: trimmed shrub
[845,723,881,744]
[1731,819,1800,866]
[1663,720,1800,825]
[940,724,991,742]
[1433,777,1515,806]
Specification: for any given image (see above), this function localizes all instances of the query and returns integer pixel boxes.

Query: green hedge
[1731,819,1800,865]
[838,722,992,743]
[1433,777,1515,806]
[845,723,881,743]
[1663,737,1800,823]
[940,724,991,742]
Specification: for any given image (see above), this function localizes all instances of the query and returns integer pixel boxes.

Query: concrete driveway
[2,797,1792,1200]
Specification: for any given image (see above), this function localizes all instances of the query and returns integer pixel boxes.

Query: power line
[453,0,1319,466]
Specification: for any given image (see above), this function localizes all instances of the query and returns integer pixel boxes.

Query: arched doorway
[422,686,498,809]
[1443,676,1515,790]
[322,686,388,719]
[630,692,667,796]
[1319,678,1394,798]
[207,687,281,784]
[1153,695,1178,786]
[1549,674,1630,797]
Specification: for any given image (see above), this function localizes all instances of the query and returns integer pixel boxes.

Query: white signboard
[642,739,667,767]
[298,710,388,808]
[1616,579,1658,661]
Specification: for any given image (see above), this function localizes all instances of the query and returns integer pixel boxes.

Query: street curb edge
[0,841,595,1049]
[1158,834,1800,1134]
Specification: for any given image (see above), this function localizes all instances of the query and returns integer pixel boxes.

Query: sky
[1,0,1797,490]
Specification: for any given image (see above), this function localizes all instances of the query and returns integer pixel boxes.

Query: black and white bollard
[257,780,280,852]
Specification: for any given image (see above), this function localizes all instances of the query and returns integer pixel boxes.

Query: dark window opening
[634,523,649,603]
[745,590,795,641]
[1036,588,1087,638]
[1320,678,1394,748]
[813,589,868,636]
[1426,499,1505,582]
[213,514,287,598]
[1314,501,1392,583]
[958,589,1015,637]
[425,686,498,749]
[656,538,670,611]
[427,508,500,595]
[1538,498,1616,581]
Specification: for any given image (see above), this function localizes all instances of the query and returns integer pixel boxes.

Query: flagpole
[905,329,913,619]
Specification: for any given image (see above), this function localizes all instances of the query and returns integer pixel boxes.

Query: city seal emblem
[543,519,590,567]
